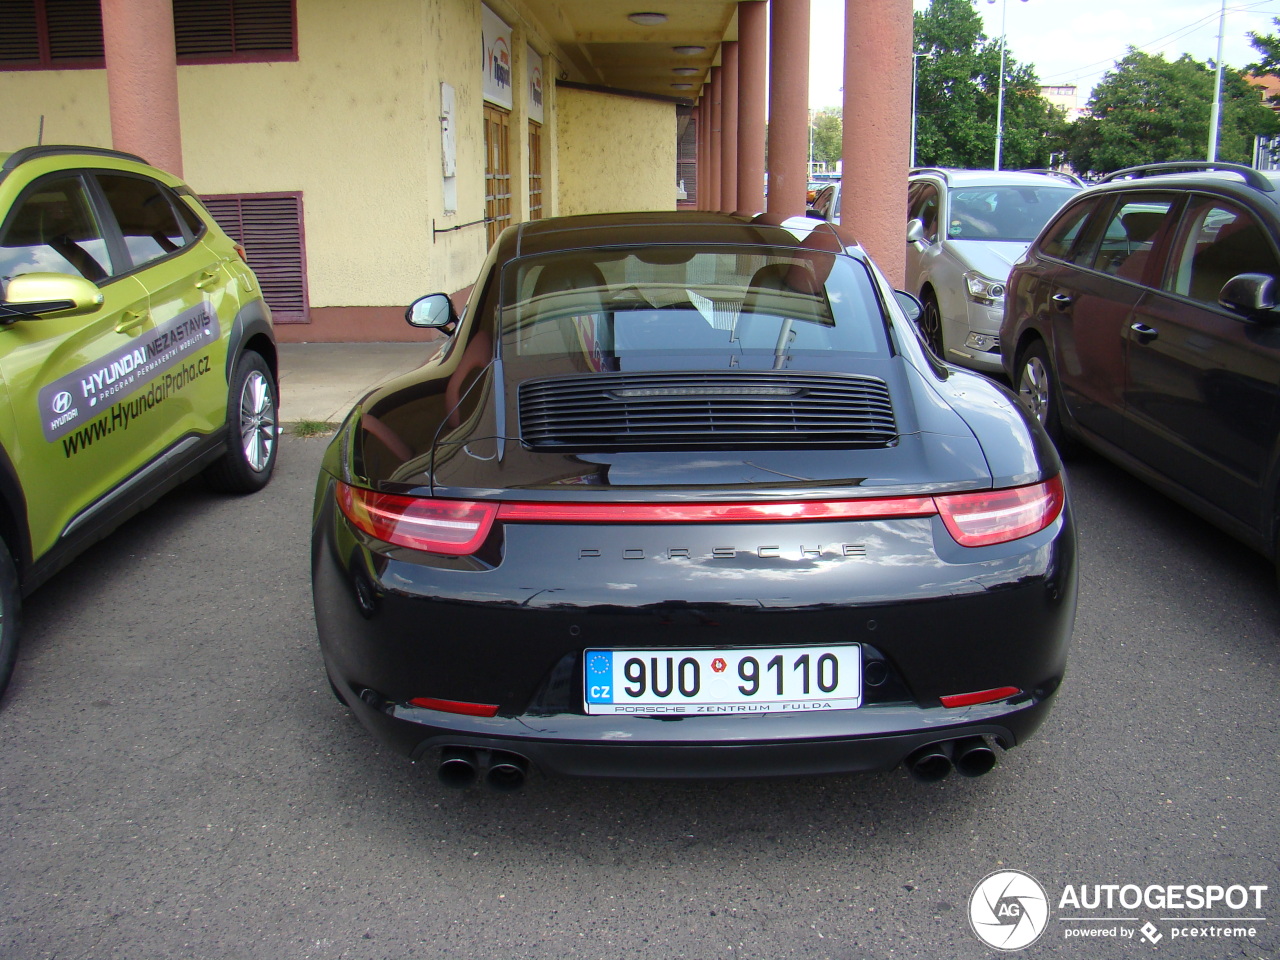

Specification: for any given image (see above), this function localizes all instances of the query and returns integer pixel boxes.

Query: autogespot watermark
[966,871,1269,950]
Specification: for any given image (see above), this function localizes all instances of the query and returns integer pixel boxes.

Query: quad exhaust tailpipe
[905,737,997,782]
[905,741,953,782]
[485,752,529,792]
[437,747,530,791]
[438,747,479,788]
[952,736,997,777]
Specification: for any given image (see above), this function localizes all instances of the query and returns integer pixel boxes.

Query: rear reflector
[940,686,1021,709]
[408,697,500,717]
[337,482,497,555]
[335,475,1063,555]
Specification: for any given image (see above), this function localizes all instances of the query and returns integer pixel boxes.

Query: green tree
[809,108,842,170]
[1248,17,1280,77]
[913,0,1057,169]
[1066,50,1278,176]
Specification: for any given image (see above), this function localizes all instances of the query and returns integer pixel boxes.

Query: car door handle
[114,309,147,334]
[194,268,220,289]
[1130,321,1159,344]
[1050,292,1073,309]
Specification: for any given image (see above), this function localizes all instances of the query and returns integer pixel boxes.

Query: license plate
[583,644,861,715]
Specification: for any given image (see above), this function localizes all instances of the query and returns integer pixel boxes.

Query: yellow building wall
[0,0,489,319]
[556,87,676,216]
[0,1,680,334]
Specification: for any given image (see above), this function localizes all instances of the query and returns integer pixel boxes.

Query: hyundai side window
[0,176,112,283]
[1088,195,1176,281]
[1166,198,1280,305]
[96,174,190,270]
[1035,199,1097,262]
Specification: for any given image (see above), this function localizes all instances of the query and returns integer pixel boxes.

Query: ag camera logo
[969,870,1050,951]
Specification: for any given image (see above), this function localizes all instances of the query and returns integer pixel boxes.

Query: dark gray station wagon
[1002,161,1280,573]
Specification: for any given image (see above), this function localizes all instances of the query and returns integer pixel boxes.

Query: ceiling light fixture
[672,66,698,75]
[628,12,668,26]
[672,45,705,55]
[671,83,694,90]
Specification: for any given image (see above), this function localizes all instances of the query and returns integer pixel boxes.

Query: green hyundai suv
[0,145,279,697]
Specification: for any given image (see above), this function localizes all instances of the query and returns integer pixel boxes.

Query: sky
[809,0,1280,110]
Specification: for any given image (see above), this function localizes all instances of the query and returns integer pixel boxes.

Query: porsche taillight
[934,475,1065,547]
[337,482,498,555]
[334,475,1064,555]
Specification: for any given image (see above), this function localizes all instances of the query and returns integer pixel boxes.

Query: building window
[0,0,297,70]
[200,193,309,323]
[528,120,543,221]
[484,103,512,248]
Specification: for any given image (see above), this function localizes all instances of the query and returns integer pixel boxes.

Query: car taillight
[935,475,1064,547]
[336,482,498,555]
[335,476,1063,555]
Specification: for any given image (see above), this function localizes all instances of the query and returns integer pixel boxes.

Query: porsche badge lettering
[578,544,867,560]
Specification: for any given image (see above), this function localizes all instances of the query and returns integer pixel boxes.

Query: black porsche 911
[311,211,1077,790]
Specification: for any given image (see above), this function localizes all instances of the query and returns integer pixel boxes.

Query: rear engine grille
[519,372,898,450]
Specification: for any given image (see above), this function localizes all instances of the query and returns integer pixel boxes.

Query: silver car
[905,168,1081,373]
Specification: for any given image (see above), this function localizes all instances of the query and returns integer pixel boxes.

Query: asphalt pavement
[0,435,1277,959]
[276,340,442,425]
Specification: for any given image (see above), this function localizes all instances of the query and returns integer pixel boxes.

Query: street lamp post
[911,51,926,168]
[989,0,1028,171]
[1207,0,1227,161]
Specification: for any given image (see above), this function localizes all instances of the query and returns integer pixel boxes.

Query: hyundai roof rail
[1018,168,1085,187]
[1099,161,1275,193]
[1,144,149,179]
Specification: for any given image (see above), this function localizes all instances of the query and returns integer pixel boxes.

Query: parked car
[809,179,841,223]
[1002,161,1280,571]
[0,145,279,697]
[311,211,1077,790]
[906,168,1082,373]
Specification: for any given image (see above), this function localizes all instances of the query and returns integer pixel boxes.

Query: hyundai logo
[52,391,73,414]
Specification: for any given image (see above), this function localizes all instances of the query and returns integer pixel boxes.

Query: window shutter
[0,1,41,64]
[202,194,308,323]
[174,0,235,57]
[173,0,294,57]
[46,0,105,61]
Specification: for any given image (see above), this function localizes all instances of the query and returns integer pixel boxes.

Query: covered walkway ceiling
[524,0,738,98]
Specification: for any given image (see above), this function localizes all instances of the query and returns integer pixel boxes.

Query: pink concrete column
[709,67,723,211]
[766,0,810,216]
[719,42,739,212]
[101,0,183,177]
[694,102,706,209]
[842,0,912,285]
[736,0,768,212]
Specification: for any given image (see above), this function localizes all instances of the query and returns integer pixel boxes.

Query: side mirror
[405,293,458,330]
[1,272,103,323]
[805,207,827,221]
[1218,273,1277,317]
[893,290,923,323]
[906,219,926,244]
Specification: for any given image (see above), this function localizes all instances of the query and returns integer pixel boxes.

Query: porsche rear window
[498,246,889,362]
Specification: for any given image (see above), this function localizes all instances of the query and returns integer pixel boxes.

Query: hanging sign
[527,45,545,124]
[482,5,513,110]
